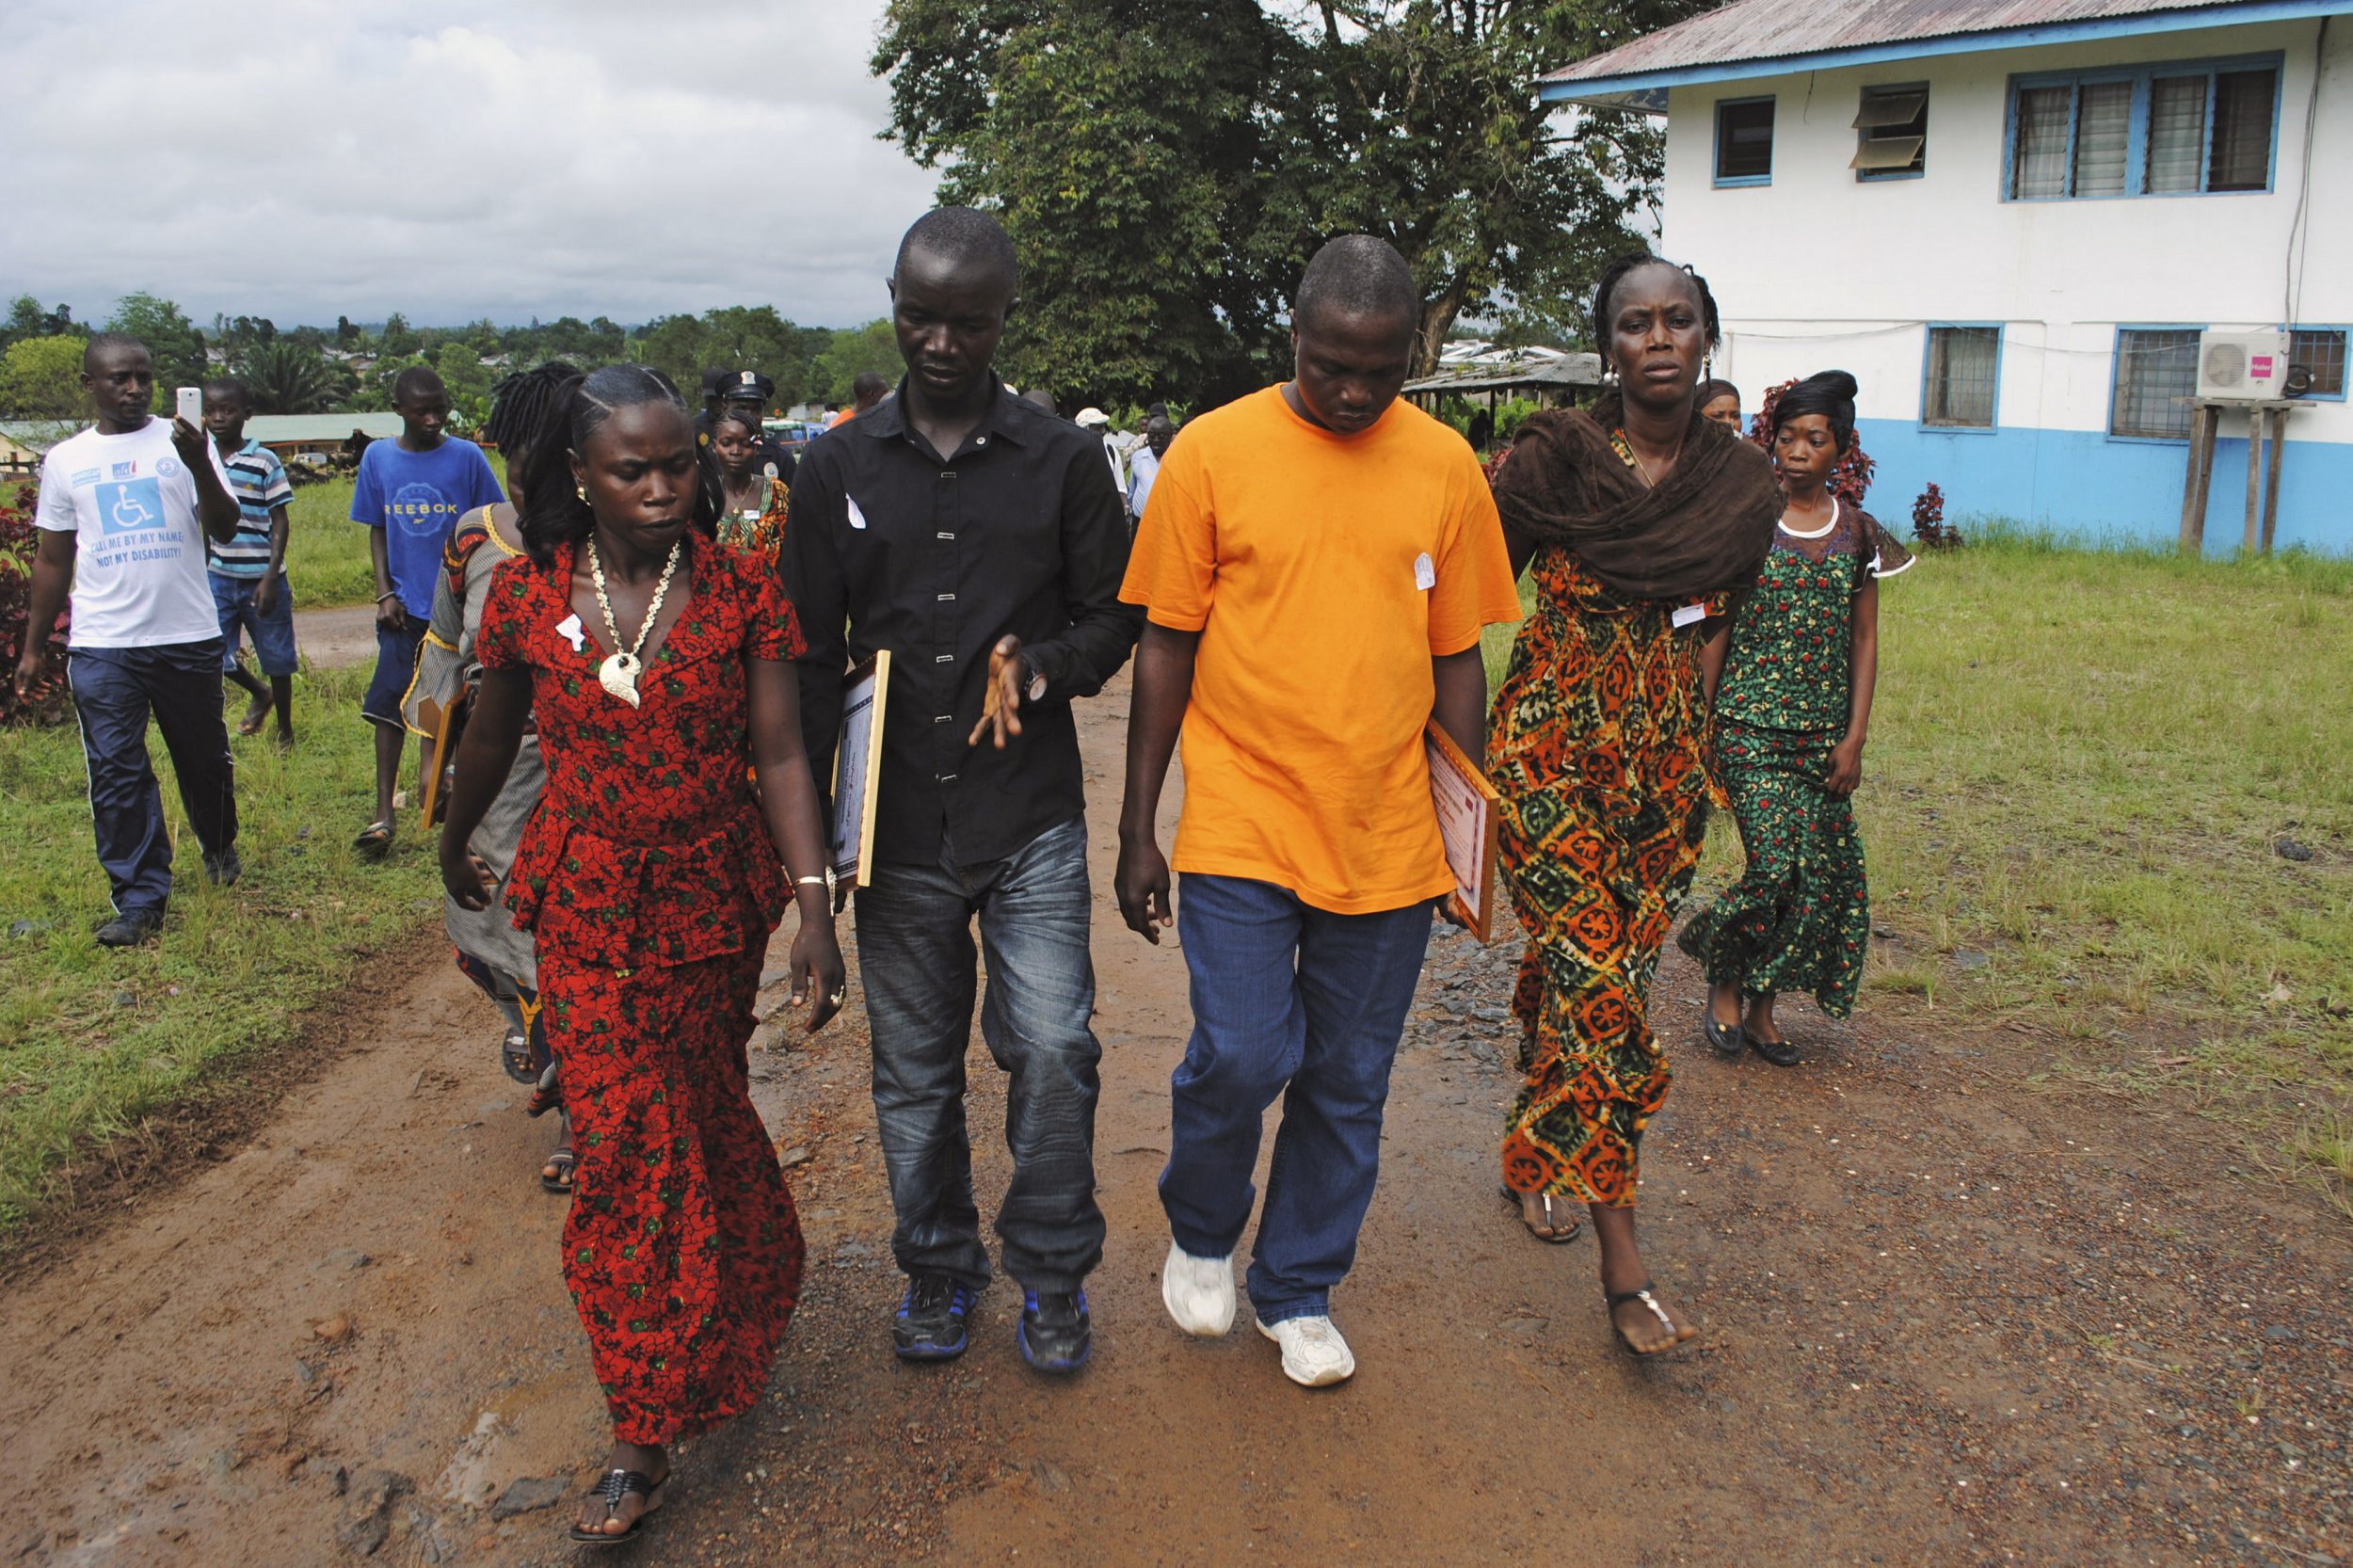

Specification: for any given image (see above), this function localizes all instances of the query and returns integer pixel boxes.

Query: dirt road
[4,678,2347,1567]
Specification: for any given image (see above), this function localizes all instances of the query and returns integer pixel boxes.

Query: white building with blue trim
[1544,0,2352,551]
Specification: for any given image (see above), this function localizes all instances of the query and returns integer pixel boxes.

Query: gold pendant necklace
[587,536,681,709]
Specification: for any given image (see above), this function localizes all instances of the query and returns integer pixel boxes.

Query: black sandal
[568,1468,666,1545]
[1605,1280,1692,1356]
[1748,1030,1801,1067]
[500,1032,535,1085]
[1499,1184,1581,1243]
[1702,1014,1746,1058]
[542,1146,576,1195]
[352,821,392,861]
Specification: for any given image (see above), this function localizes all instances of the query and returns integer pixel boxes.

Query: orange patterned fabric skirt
[1489,544,1722,1208]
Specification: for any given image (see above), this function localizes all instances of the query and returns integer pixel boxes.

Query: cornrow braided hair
[481,360,579,462]
[1589,251,1723,374]
[518,363,723,567]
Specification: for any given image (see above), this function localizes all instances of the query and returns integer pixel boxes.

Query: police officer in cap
[713,367,797,488]
[694,366,732,445]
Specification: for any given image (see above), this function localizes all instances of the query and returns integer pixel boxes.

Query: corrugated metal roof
[1403,355,1604,397]
[247,412,405,444]
[1545,0,2283,86]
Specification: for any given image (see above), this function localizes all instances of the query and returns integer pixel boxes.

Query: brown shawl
[1493,392,1784,602]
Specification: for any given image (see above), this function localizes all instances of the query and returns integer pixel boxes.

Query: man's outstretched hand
[968,634,1027,750]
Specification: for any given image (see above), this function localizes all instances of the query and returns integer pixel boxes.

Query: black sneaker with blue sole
[1018,1288,1092,1374]
[893,1273,977,1361]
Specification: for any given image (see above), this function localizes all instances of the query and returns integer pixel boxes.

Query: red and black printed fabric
[476,536,807,1444]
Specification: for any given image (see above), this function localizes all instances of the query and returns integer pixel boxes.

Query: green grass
[283,451,509,609]
[1486,536,2353,1185]
[0,664,439,1231]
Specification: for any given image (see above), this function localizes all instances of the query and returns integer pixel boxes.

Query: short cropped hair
[895,206,1020,294]
[392,364,446,403]
[83,331,148,371]
[1294,235,1419,332]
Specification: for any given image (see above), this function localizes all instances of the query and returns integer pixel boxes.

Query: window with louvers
[2008,59,2278,200]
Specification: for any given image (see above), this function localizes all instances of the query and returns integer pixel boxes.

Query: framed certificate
[829,650,892,886]
[1425,719,1501,942]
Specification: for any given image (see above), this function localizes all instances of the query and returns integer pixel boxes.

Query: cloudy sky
[0,1,944,331]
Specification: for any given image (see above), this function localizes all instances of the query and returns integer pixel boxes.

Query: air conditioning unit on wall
[2196,330,2291,401]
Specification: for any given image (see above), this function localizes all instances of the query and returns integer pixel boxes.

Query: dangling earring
[575,484,588,503]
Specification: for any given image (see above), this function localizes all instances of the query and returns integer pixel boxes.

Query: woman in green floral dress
[1678,371,1911,1064]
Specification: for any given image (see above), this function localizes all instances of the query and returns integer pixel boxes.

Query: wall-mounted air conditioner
[2195,330,2291,402]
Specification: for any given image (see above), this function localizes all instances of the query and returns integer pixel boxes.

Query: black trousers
[66,639,237,915]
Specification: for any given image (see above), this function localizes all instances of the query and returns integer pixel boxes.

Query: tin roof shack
[1403,353,1604,412]
[1545,0,2353,552]
[245,413,407,471]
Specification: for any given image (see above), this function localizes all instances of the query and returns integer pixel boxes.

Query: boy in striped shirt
[202,376,297,746]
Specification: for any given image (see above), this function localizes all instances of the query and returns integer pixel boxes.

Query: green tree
[3,296,80,355]
[876,0,1287,408]
[0,335,89,420]
[875,0,1708,399]
[378,312,422,358]
[808,321,903,405]
[633,307,816,408]
[234,340,350,414]
[106,292,209,407]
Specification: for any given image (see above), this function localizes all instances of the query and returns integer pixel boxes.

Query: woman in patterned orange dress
[1487,255,1781,1354]
[437,365,846,1545]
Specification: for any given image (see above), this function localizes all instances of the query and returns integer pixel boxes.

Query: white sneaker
[1256,1314,1356,1386]
[1160,1241,1236,1337]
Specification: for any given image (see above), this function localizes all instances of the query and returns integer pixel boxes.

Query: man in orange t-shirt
[827,370,889,428]
[1115,236,1521,1389]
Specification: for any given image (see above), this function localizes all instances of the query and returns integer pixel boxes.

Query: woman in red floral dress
[437,365,846,1547]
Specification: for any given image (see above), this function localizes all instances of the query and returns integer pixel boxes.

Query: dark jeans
[1160,874,1433,1325]
[854,815,1104,1294]
[66,640,237,917]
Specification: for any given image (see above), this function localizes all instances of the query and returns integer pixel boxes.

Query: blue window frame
[2108,326,2204,441]
[1855,83,1929,181]
[1922,325,2001,431]
[2004,53,2282,200]
[1715,96,1774,186]
[2288,327,2347,401]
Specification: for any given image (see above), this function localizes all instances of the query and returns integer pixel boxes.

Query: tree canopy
[874,0,1709,405]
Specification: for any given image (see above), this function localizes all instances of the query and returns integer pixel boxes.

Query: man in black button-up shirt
[785,207,1140,1374]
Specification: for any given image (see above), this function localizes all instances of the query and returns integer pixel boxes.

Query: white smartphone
[175,386,202,425]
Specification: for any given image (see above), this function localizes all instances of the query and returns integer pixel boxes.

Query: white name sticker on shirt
[846,494,869,531]
[1413,552,1436,592]
[1672,601,1708,629]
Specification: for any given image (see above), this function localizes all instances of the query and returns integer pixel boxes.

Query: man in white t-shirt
[13,334,244,947]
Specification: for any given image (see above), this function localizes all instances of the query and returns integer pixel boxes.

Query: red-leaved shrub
[1,480,72,726]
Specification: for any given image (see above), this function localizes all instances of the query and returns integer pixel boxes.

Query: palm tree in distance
[236,340,354,414]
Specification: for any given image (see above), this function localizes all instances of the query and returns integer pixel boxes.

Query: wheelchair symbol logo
[97,478,166,536]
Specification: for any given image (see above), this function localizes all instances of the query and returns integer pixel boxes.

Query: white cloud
[0,0,943,329]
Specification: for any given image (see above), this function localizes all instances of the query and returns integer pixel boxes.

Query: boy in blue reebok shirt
[350,365,502,858]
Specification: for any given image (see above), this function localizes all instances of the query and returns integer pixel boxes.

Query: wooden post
[2260,405,2288,553]
[2242,405,2265,554]
[2178,404,2217,553]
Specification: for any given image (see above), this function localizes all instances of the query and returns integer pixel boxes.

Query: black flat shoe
[1702,1014,1746,1058]
[95,909,163,948]
[893,1273,977,1361]
[1018,1288,1092,1373]
[1749,1031,1802,1067]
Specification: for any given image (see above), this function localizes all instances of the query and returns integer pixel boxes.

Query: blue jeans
[210,571,298,677]
[854,816,1104,1293]
[66,640,237,917]
[1160,874,1433,1325]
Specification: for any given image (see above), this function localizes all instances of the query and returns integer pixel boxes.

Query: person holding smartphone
[12,335,244,946]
